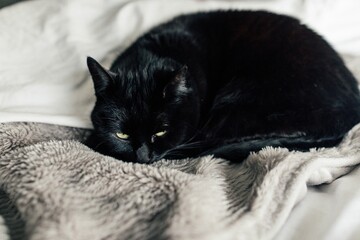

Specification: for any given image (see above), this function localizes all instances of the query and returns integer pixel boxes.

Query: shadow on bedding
[0,189,25,240]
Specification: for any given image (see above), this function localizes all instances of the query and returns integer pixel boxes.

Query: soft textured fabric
[0,122,360,240]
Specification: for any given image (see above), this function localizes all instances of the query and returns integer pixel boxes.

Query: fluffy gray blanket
[1,122,360,240]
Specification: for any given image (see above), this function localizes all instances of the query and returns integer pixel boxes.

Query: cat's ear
[87,57,115,95]
[163,65,190,98]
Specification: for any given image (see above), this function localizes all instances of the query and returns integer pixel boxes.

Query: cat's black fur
[86,10,360,163]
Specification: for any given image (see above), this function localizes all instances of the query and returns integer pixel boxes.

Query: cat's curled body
[86,10,360,163]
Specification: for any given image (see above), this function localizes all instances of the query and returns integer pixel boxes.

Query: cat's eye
[155,130,167,137]
[116,132,129,140]
[151,130,167,143]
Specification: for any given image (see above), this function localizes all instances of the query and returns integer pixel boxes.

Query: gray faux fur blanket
[1,122,360,240]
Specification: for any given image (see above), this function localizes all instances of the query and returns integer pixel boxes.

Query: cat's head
[87,56,200,163]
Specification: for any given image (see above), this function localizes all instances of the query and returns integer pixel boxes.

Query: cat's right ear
[87,57,115,95]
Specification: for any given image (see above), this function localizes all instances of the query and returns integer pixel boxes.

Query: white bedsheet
[1,0,360,128]
[0,0,360,239]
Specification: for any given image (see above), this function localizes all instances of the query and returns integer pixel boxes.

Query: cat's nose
[136,144,151,163]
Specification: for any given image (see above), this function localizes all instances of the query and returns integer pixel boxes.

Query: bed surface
[0,0,360,239]
[1,0,360,129]
[1,122,360,240]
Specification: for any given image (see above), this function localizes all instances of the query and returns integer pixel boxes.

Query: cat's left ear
[163,65,190,98]
[87,57,115,95]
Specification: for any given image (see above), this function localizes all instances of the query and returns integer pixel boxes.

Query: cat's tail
[203,134,345,162]
[162,134,345,162]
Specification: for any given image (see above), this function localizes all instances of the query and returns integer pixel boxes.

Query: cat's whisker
[93,140,107,150]
[100,117,119,121]
[157,140,212,160]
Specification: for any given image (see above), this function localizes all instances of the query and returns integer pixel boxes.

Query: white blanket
[1,0,360,239]
[1,122,360,240]
[1,0,360,128]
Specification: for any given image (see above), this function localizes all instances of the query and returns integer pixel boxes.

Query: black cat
[86,10,360,163]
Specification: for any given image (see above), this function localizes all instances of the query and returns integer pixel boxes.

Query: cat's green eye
[116,132,129,140]
[151,130,167,143]
[155,130,167,137]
